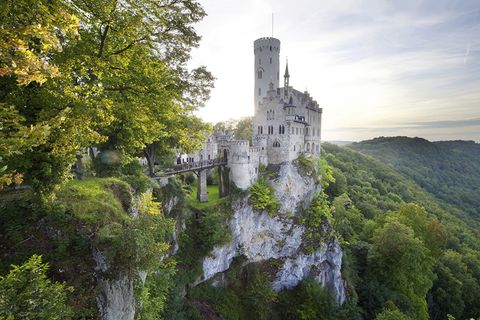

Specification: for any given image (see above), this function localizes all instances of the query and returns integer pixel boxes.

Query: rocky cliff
[198,162,346,304]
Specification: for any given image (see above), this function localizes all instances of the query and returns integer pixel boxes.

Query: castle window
[273,141,280,148]
[258,70,262,79]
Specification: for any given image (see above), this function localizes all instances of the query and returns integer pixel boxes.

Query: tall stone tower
[253,37,280,109]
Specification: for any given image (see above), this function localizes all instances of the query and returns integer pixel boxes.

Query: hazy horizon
[189,0,480,142]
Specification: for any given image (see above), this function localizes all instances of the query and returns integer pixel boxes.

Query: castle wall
[227,140,258,190]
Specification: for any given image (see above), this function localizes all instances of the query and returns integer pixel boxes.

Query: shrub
[296,154,335,188]
[0,255,73,320]
[248,178,279,216]
[301,191,334,253]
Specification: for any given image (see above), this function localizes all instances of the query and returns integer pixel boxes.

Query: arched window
[259,58,261,65]
[270,46,272,51]
[306,143,310,151]
[260,126,263,134]
[279,125,282,134]
[258,88,261,96]
[316,145,320,152]
[311,143,315,153]
[273,141,280,148]
[270,57,272,64]
[293,145,296,151]
[258,70,262,79]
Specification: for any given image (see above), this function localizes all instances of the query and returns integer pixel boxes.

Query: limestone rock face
[93,250,135,320]
[200,161,346,304]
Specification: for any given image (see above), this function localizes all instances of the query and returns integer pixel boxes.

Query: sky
[188,0,480,142]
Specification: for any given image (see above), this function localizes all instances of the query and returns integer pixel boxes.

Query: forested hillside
[322,143,480,320]
[349,137,480,218]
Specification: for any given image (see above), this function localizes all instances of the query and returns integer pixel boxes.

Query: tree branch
[109,36,147,55]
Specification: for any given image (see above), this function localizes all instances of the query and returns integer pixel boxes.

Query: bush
[301,191,334,253]
[0,255,73,320]
[276,279,338,320]
[248,178,279,216]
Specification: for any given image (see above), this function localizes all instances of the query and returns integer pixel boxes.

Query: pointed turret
[284,59,290,98]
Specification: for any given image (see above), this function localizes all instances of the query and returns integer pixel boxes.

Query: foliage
[331,194,365,244]
[248,177,279,216]
[276,279,338,320]
[301,191,334,253]
[375,307,411,320]
[350,137,480,218]
[233,117,253,142]
[0,255,73,320]
[321,142,480,320]
[367,216,435,320]
[296,154,335,188]
[0,0,213,194]
[0,178,174,317]
[175,202,233,284]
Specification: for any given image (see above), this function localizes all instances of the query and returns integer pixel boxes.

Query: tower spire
[284,58,290,98]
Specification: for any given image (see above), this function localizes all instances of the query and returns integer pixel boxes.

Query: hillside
[348,137,480,218]
[321,142,480,320]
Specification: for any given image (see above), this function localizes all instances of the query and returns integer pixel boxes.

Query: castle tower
[253,37,280,110]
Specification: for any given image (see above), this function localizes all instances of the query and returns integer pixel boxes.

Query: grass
[55,178,131,225]
[187,184,225,210]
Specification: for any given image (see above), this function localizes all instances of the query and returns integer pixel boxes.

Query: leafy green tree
[375,307,411,320]
[368,217,435,320]
[1,0,213,193]
[277,279,337,320]
[0,255,73,320]
[332,194,364,243]
[233,117,253,142]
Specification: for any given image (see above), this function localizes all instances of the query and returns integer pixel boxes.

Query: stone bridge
[154,157,229,202]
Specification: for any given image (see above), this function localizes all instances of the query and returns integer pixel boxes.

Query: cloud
[191,0,480,142]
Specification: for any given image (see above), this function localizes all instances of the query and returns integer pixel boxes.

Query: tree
[1,0,214,193]
[368,217,435,320]
[375,307,411,320]
[0,255,73,320]
[233,117,253,141]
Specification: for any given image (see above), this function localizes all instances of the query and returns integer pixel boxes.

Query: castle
[180,37,323,190]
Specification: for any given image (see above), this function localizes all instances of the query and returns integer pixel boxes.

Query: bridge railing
[169,157,227,173]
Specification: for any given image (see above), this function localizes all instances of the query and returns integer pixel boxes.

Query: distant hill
[348,137,480,218]
[326,140,355,146]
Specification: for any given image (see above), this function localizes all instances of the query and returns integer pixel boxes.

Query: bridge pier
[197,169,208,202]
[218,165,230,198]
